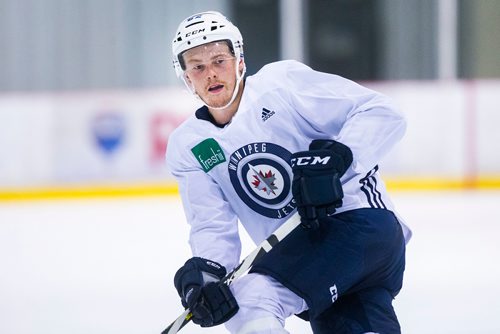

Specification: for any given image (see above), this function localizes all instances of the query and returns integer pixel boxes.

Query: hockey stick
[161,212,301,334]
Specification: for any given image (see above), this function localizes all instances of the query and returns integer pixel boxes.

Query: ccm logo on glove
[291,155,331,167]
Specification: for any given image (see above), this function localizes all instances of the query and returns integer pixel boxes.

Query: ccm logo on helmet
[291,155,331,167]
[185,28,205,38]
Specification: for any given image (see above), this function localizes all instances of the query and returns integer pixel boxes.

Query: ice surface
[1,191,499,333]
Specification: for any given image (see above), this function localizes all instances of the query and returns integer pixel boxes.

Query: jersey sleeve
[165,129,241,271]
[281,60,406,173]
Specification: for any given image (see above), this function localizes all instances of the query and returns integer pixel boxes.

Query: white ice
[1,191,499,334]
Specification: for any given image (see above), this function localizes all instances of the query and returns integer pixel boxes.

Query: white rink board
[1,80,500,188]
[1,192,500,334]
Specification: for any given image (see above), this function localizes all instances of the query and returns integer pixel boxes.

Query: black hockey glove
[173,257,238,327]
[291,139,353,229]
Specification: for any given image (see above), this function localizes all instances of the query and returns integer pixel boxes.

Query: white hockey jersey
[166,60,411,271]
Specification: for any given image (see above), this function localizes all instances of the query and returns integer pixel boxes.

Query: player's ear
[238,59,245,74]
[184,73,194,88]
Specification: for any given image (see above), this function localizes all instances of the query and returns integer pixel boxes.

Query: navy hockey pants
[250,208,406,333]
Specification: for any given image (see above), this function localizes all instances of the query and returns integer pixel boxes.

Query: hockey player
[166,11,411,334]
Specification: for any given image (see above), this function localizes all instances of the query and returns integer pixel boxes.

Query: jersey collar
[195,105,228,128]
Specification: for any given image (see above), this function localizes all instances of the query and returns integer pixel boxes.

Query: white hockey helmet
[172,11,244,78]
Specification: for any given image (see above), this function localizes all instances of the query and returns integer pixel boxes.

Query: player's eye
[192,64,205,72]
[214,58,226,65]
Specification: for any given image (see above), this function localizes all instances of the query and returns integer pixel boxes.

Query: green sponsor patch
[191,138,226,172]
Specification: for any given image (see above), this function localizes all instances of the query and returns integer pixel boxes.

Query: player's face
[182,42,243,109]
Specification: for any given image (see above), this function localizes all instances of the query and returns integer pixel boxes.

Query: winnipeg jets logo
[250,164,278,195]
[228,143,296,219]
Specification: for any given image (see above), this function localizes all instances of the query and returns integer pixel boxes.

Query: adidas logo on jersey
[261,107,275,122]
